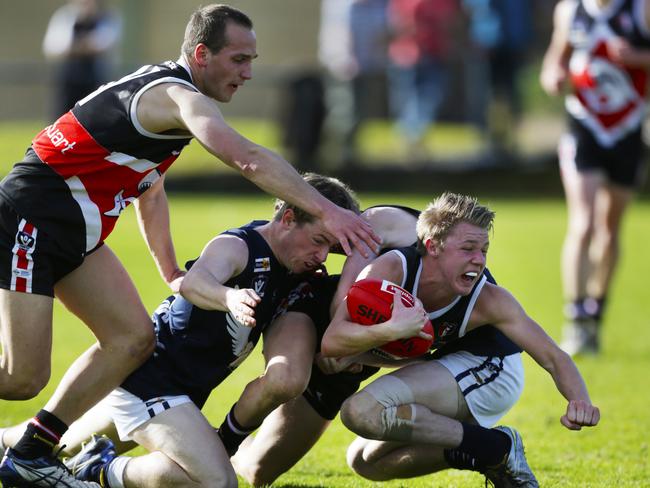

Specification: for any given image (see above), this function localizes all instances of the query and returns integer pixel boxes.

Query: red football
[346,278,433,358]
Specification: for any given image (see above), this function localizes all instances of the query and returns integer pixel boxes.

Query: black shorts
[0,196,85,297]
[303,363,379,420]
[561,117,647,188]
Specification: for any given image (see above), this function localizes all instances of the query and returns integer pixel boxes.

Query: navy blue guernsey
[121,221,293,408]
[392,246,521,358]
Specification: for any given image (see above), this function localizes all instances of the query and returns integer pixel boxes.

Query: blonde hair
[416,192,494,254]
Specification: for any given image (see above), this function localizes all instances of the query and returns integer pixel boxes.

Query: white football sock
[105,455,129,488]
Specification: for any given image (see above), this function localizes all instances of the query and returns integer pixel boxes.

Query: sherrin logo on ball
[346,278,433,358]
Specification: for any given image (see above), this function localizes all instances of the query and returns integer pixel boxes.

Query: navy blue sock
[443,423,511,471]
[217,404,259,456]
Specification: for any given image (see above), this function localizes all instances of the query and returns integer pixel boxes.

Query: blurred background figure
[540,0,650,356]
[463,0,532,162]
[386,0,460,159]
[42,0,121,121]
[318,0,389,165]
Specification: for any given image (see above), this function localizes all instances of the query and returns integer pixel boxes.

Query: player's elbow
[319,335,338,357]
[230,146,266,181]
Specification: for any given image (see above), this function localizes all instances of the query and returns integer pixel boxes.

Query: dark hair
[181,4,253,57]
[273,173,360,224]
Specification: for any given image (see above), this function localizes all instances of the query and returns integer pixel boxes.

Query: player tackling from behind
[0,173,359,488]
[0,4,378,487]
[322,193,600,486]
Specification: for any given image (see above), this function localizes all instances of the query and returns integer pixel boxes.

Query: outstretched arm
[138,83,380,257]
[478,285,600,430]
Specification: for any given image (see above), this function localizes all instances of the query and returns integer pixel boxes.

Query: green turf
[1,194,648,487]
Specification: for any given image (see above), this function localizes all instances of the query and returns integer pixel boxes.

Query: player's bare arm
[179,234,261,326]
[470,283,600,430]
[331,206,418,315]
[133,176,184,292]
[138,81,380,257]
[540,0,574,95]
[611,0,650,66]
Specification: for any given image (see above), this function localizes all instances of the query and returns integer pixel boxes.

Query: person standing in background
[540,0,650,355]
[386,0,460,159]
[43,0,122,120]
[318,0,389,165]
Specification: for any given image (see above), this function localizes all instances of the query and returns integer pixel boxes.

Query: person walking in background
[541,0,650,355]
[43,0,122,121]
[0,4,378,486]
[386,0,460,159]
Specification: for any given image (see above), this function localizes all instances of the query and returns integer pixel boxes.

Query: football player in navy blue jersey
[0,173,360,488]
[225,205,420,486]
[0,4,379,487]
[323,193,599,487]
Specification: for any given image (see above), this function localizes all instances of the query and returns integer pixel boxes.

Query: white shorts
[96,388,193,441]
[436,351,524,427]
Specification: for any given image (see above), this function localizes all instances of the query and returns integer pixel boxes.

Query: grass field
[0,193,648,487]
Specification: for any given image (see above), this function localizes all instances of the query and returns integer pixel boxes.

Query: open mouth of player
[461,271,478,284]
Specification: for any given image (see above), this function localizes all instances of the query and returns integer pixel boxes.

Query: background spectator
[42,0,121,121]
[386,0,461,159]
[318,0,389,165]
[463,0,532,160]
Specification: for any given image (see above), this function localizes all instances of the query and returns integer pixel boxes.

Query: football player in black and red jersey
[541,0,650,355]
[0,4,378,487]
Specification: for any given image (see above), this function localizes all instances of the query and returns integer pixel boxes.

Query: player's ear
[193,43,210,67]
[280,208,296,227]
[424,238,439,256]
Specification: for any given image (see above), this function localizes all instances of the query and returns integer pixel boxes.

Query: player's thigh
[262,312,317,373]
[131,402,233,483]
[0,289,53,372]
[54,245,151,344]
[374,361,469,419]
[61,402,135,456]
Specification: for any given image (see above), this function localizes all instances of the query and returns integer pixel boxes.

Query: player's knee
[346,441,388,481]
[4,375,49,400]
[104,323,155,363]
[244,464,277,488]
[340,392,381,438]
[568,217,594,243]
[0,366,50,400]
[262,363,309,404]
